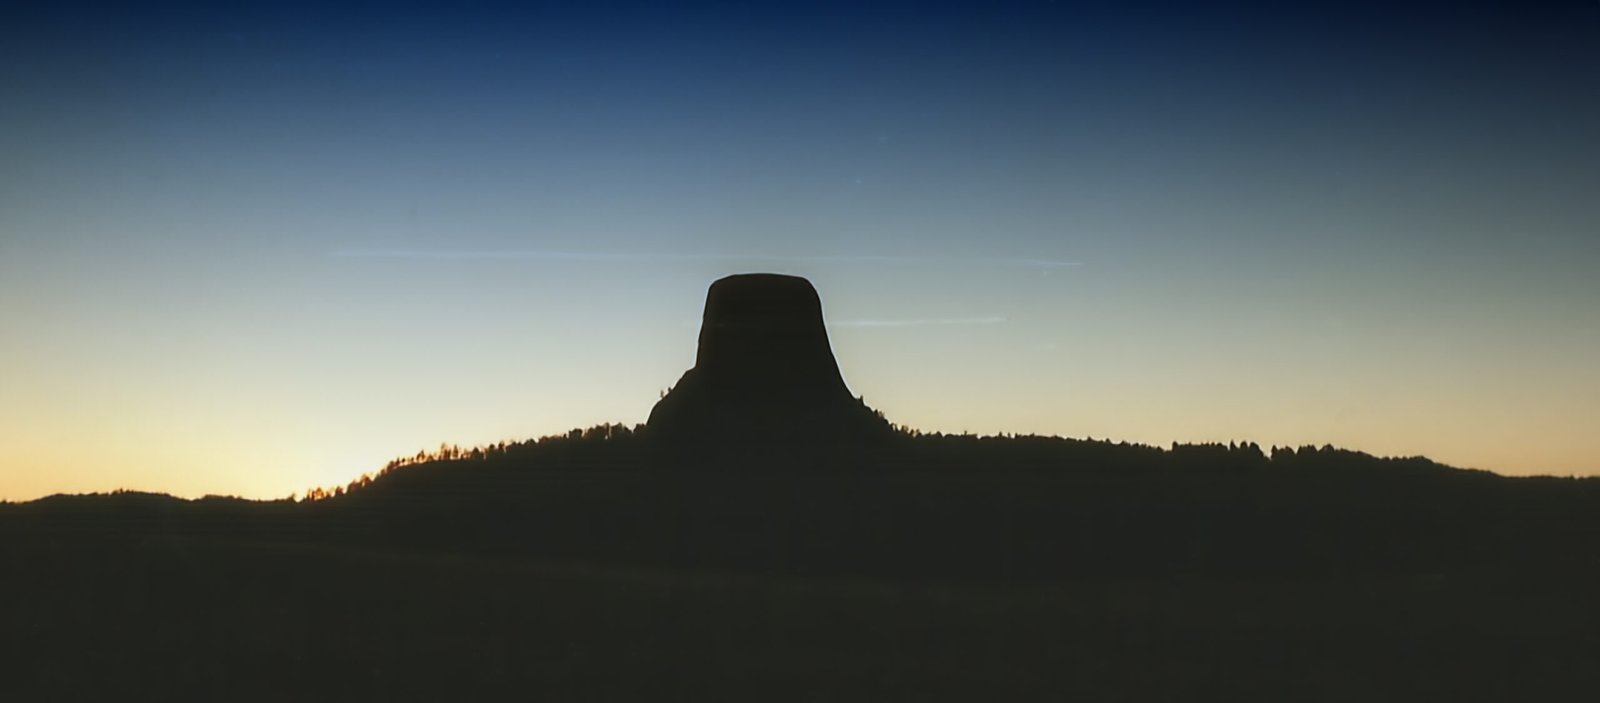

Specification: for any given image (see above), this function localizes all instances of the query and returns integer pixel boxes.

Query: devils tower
[647,273,893,458]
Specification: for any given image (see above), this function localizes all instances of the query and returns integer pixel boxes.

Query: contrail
[680,316,1009,329]
[327,249,1081,269]
[828,316,1009,328]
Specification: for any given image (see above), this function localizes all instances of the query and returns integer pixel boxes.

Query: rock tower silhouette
[647,273,893,460]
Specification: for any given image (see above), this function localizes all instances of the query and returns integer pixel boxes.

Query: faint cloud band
[828,317,1008,328]
[327,249,1080,270]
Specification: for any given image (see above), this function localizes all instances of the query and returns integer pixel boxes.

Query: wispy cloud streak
[828,316,1008,328]
[327,249,1080,269]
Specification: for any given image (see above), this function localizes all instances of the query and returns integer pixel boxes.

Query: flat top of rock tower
[711,272,811,287]
[702,274,823,327]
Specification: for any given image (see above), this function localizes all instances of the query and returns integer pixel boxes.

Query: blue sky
[3,1,1598,498]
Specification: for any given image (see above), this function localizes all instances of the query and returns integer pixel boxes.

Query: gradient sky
[3,1,1598,500]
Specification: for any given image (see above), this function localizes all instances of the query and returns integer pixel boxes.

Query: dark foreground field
[5,434,1598,701]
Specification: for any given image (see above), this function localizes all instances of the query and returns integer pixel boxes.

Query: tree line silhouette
[5,421,1598,701]
[296,422,1488,502]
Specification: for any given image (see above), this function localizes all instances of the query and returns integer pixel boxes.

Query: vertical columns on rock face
[646,273,894,455]
[694,274,848,394]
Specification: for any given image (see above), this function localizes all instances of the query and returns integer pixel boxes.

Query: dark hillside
[307,430,1595,581]
[5,431,1600,701]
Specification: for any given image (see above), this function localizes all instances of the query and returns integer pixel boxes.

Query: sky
[3,1,1598,500]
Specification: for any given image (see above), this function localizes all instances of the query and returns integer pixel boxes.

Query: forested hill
[8,426,1600,700]
[7,426,1596,583]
